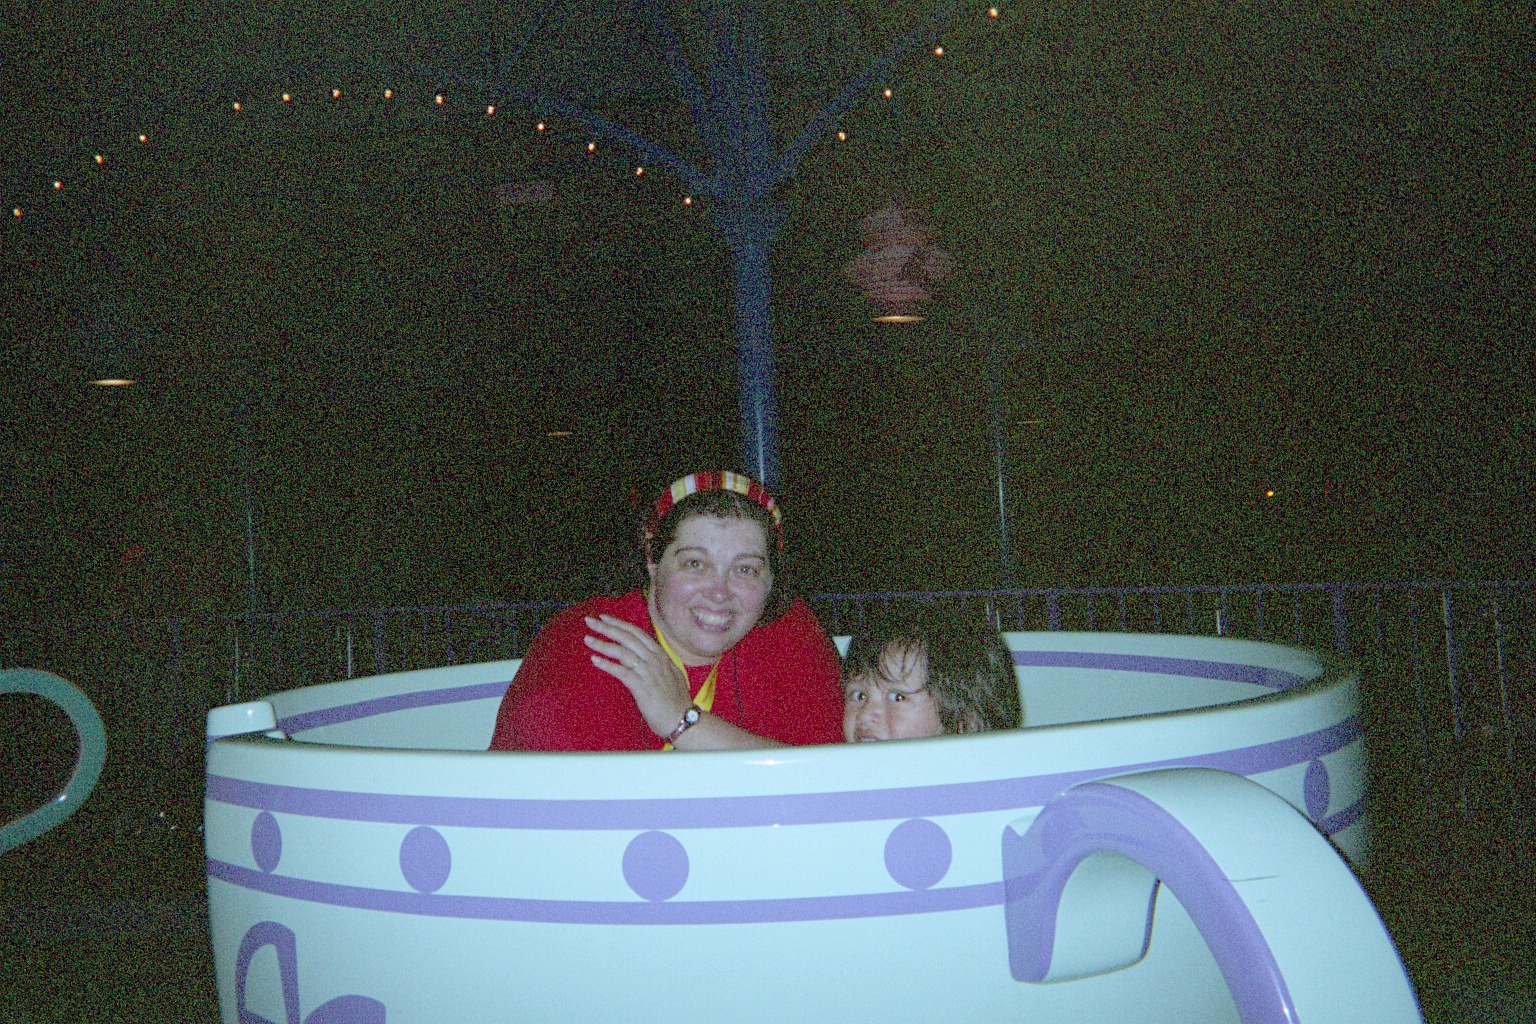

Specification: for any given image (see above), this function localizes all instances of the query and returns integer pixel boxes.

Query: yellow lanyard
[653,626,718,751]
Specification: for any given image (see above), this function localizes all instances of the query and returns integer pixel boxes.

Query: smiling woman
[487,471,844,751]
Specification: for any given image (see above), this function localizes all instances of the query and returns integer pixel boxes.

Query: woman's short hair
[842,604,1022,733]
[643,487,791,620]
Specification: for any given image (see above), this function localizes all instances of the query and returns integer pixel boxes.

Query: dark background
[3,1,1531,622]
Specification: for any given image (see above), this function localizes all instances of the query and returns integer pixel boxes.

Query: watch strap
[666,703,702,745]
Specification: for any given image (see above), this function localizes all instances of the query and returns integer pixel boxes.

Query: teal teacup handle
[1,668,108,855]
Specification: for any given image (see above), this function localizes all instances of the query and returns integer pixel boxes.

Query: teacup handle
[1,668,108,855]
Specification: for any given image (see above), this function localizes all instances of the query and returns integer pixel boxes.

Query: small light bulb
[683,195,693,206]
[1265,489,1276,499]
[435,93,445,105]
[383,88,393,100]
[882,87,893,99]
[836,130,848,141]
[934,46,945,56]
[94,154,105,165]
[586,141,596,153]
[535,120,546,131]
[138,133,148,144]
[232,101,242,112]
[282,92,292,103]
[486,104,496,116]
[988,6,999,17]
[52,179,63,190]
[12,207,21,218]
[332,88,342,99]
[634,166,644,176]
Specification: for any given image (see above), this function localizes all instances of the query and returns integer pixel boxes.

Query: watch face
[668,705,702,744]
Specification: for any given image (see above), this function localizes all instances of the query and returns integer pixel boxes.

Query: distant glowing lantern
[844,204,955,323]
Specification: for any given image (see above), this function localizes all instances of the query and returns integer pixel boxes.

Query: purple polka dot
[622,831,689,902]
[884,818,952,890]
[251,812,282,874]
[1303,759,1331,822]
[399,826,452,893]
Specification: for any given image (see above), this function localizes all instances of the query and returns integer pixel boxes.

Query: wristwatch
[666,703,702,745]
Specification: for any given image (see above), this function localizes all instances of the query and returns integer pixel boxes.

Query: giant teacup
[204,632,1420,1023]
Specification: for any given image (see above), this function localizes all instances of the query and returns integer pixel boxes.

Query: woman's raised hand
[584,615,692,739]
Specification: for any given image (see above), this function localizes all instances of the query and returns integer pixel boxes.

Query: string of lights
[4,6,1003,231]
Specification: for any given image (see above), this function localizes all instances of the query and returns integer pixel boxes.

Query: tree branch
[775,4,960,187]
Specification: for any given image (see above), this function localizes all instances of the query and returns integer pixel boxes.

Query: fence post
[1047,590,1061,631]
[229,627,241,705]
[1330,586,1349,652]
[1441,589,1472,816]
[1489,596,1526,850]
[373,612,387,677]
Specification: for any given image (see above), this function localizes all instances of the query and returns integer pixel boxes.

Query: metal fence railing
[3,581,1530,857]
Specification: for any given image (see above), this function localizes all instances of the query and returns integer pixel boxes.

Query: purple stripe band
[205,859,1004,924]
[205,794,1365,923]
[277,681,512,735]
[207,718,1362,831]
[1011,651,1308,691]
[1321,796,1366,836]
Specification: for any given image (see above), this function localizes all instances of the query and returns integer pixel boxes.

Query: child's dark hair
[842,604,1021,733]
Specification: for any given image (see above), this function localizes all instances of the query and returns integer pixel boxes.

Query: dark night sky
[2,1,1531,621]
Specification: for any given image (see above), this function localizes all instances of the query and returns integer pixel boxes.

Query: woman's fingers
[584,615,690,736]
[586,614,649,645]
[584,615,661,667]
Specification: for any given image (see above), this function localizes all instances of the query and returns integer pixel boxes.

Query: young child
[841,604,1023,742]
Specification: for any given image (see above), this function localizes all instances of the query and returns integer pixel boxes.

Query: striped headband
[643,471,784,551]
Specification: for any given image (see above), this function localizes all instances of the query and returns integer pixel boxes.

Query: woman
[841,604,1022,742]
[488,471,844,751]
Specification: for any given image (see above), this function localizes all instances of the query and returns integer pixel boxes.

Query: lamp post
[844,203,1017,588]
[234,376,261,629]
[75,209,140,388]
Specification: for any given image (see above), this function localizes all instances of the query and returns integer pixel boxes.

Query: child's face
[842,644,944,742]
